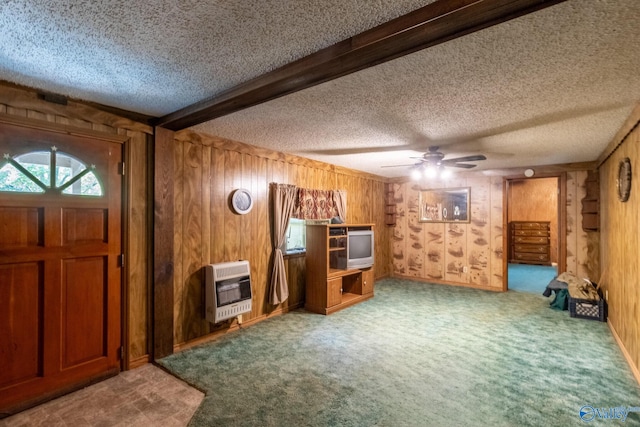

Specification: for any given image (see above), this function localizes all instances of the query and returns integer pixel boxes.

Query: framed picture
[419,187,470,223]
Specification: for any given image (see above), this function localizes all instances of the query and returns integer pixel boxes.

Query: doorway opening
[505,174,566,293]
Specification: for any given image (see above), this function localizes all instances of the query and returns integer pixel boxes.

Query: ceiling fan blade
[380,163,419,168]
[449,163,478,169]
[441,154,487,163]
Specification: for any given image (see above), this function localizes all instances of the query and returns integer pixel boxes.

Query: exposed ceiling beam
[155,0,567,131]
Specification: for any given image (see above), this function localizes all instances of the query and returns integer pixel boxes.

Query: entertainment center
[305,223,375,315]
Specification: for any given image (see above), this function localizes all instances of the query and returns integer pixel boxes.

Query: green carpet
[509,263,557,294]
[158,278,640,426]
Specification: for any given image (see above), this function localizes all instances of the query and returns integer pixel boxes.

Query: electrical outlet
[237,314,243,325]
[463,266,468,273]
[605,290,608,301]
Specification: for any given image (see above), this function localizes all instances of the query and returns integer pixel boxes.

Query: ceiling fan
[382,146,487,179]
[383,146,487,168]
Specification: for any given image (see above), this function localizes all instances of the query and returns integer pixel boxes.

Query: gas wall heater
[205,260,252,323]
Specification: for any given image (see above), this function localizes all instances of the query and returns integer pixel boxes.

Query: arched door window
[0,146,103,196]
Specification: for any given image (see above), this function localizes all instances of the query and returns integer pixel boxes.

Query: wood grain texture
[153,126,175,359]
[0,83,153,134]
[126,130,151,363]
[599,105,640,376]
[1,84,152,368]
[490,177,504,289]
[170,131,389,346]
[390,171,584,291]
[508,177,559,263]
[565,172,578,274]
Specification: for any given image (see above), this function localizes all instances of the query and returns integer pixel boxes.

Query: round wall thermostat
[524,169,535,177]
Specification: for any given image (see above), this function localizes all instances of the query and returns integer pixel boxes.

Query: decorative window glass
[0,147,103,196]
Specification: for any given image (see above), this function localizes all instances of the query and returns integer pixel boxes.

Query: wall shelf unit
[384,183,396,226]
[305,224,374,315]
[581,170,599,231]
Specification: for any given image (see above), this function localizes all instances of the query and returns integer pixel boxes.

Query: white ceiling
[1,1,639,178]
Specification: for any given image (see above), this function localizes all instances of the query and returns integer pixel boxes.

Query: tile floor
[1,364,204,427]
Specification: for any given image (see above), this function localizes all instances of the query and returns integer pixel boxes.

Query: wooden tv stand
[305,224,374,315]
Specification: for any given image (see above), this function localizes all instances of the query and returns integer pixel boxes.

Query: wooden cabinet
[509,221,551,265]
[305,224,375,315]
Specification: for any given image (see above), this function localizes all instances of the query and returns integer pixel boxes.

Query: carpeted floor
[159,278,640,427]
[508,263,557,294]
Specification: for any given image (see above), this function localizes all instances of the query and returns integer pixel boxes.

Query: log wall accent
[599,103,640,380]
[171,130,391,346]
[0,84,153,368]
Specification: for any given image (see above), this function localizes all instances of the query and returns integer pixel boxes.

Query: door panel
[62,208,107,244]
[0,207,43,248]
[0,262,43,388]
[0,122,122,415]
[61,256,107,368]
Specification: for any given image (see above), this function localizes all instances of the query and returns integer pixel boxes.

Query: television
[347,229,374,269]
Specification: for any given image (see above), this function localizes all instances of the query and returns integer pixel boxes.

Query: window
[0,147,103,196]
[282,218,306,254]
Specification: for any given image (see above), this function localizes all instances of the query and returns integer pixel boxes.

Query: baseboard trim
[172,301,304,353]
[128,354,150,370]
[391,273,503,293]
[608,320,640,386]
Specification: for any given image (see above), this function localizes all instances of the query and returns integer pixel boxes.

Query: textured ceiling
[1,1,639,178]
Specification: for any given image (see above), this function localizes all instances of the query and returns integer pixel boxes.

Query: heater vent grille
[214,262,250,281]
[205,261,252,324]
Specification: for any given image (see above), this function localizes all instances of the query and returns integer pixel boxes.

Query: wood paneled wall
[599,104,640,379]
[172,130,391,346]
[391,171,593,291]
[391,176,505,290]
[508,177,559,264]
[565,171,599,280]
[0,84,153,367]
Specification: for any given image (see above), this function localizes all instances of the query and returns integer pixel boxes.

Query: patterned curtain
[333,189,347,222]
[269,183,297,305]
[294,188,338,220]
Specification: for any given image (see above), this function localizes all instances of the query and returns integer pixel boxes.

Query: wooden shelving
[305,224,374,315]
[384,183,396,226]
[581,170,599,231]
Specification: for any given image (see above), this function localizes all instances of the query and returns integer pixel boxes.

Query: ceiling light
[424,165,438,179]
[440,168,453,179]
[411,168,422,180]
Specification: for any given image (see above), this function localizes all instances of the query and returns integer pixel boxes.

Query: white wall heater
[205,260,252,323]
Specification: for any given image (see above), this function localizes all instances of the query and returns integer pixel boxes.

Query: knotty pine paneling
[600,105,640,377]
[0,84,153,368]
[172,130,390,346]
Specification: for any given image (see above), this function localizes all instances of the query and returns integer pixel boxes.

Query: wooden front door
[0,121,122,416]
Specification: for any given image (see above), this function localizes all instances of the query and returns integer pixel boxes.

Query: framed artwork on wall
[419,187,471,223]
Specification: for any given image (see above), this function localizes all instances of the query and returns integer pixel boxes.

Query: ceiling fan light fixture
[424,165,438,179]
[440,168,453,179]
[411,168,422,180]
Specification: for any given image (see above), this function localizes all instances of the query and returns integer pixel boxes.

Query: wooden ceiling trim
[155,0,566,131]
